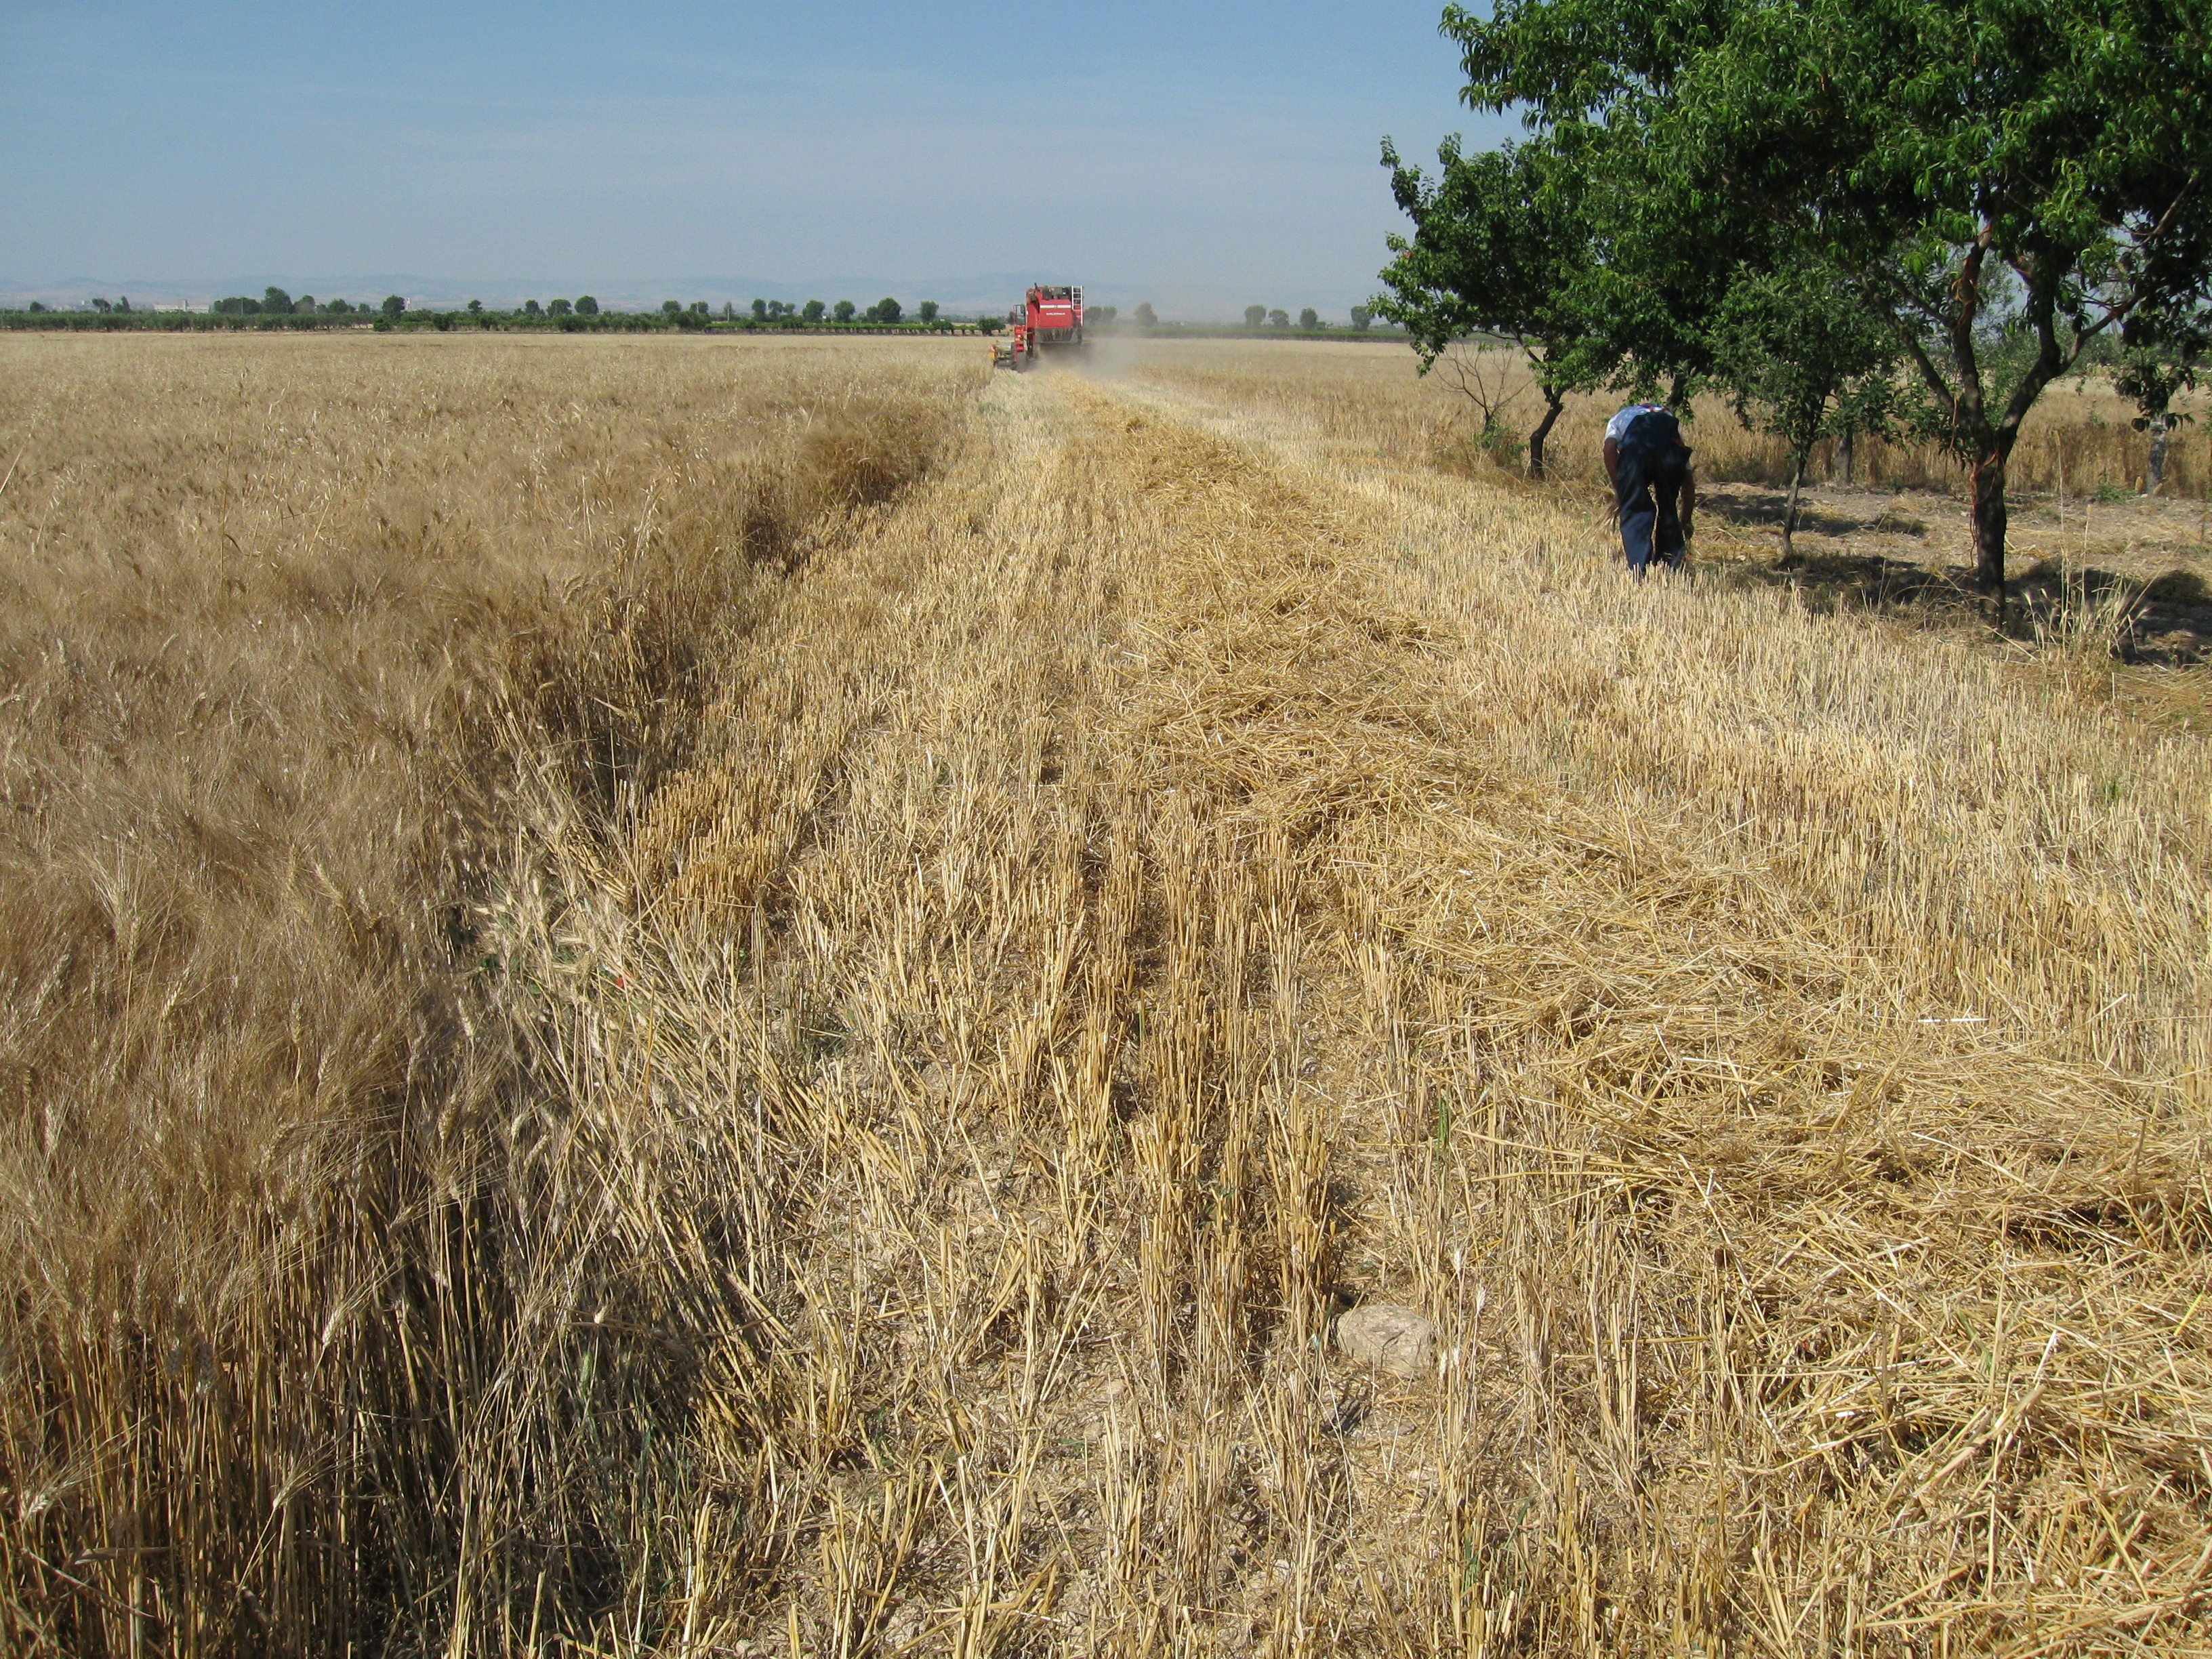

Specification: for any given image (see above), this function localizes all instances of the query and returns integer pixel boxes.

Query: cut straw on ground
[2,333,2205,1655]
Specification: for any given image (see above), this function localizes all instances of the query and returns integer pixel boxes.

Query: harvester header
[991,283,1087,370]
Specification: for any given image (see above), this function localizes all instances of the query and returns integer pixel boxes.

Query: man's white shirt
[1606,403,1664,442]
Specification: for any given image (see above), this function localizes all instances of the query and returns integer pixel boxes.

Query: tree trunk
[1780,452,1807,567]
[1527,389,1564,480]
[1834,426,1854,487]
[1971,443,2010,594]
[1875,222,2067,604]
[2146,413,2170,494]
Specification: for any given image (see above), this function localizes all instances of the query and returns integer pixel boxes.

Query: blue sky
[0,1,1511,314]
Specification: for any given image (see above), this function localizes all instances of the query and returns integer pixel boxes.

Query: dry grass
[0,331,979,1654]
[1116,341,2212,672]
[1114,338,2208,501]
[5,332,2209,1656]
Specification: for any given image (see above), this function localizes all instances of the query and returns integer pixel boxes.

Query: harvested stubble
[3,331,2208,1657]
[489,363,2208,1654]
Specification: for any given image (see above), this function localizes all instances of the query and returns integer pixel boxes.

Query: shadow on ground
[1701,483,2212,667]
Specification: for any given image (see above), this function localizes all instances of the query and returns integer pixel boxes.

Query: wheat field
[2,332,2207,1656]
[1115,337,2209,499]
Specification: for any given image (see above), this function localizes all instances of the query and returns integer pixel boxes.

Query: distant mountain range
[0,272,1384,323]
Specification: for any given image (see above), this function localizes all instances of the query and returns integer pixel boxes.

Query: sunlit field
[1114,335,2209,498]
[1120,337,2212,671]
[4,331,2207,1656]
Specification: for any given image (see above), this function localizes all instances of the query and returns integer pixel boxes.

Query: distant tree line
[211,287,367,316]
[1,289,985,335]
[1078,302,1385,334]
[4,290,1403,347]
[1229,304,1372,332]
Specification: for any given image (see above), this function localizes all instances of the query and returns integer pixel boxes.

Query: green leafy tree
[548,298,572,317]
[1136,302,1158,327]
[381,294,406,320]
[1382,134,1683,478]
[1710,264,1900,562]
[752,298,769,321]
[876,297,903,324]
[1244,305,1267,327]
[1380,134,1643,477]
[1298,307,1319,329]
[467,299,484,315]
[264,286,293,314]
[26,301,46,314]
[1446,0,2212,592]
[834,300,857,323]
[1349,306,1372,331]
[116,296,131,313]
[1268,308,1290,328]
[661,300,682,318]
[803,299,825,323]
[524,299,544,318]
[575,295,599,316]
[919,300,939,323]
[89,298,112,313]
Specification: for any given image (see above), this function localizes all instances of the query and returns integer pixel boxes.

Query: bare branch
[1436,340,1532,433]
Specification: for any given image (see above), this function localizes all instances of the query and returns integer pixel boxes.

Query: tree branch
[1949,226,1992,430]
[1861,270,1960,424]
[2001,264,2070,437]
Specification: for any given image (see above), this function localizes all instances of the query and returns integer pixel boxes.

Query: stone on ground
[1334,1304,1438,1380]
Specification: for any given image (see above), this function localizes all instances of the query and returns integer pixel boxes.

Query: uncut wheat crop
[3,330,2207,1658]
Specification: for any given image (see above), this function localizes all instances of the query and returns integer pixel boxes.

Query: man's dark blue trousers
[1614,417,1689,573]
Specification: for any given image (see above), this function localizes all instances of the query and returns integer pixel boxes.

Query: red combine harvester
[992,284,1086,370]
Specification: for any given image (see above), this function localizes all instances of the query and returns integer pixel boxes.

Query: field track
[527,362,2211,1652]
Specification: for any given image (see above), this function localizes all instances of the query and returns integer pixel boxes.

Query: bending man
[1603,402,1696,575]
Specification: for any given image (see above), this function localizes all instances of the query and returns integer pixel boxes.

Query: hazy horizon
[3,1,1509,321]
[0,271,1402,324]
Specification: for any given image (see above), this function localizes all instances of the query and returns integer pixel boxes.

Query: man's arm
[1601,436,1620,487]
[1678,464,1696,540]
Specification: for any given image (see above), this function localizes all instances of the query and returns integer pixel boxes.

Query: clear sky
[0,1,1511,314]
